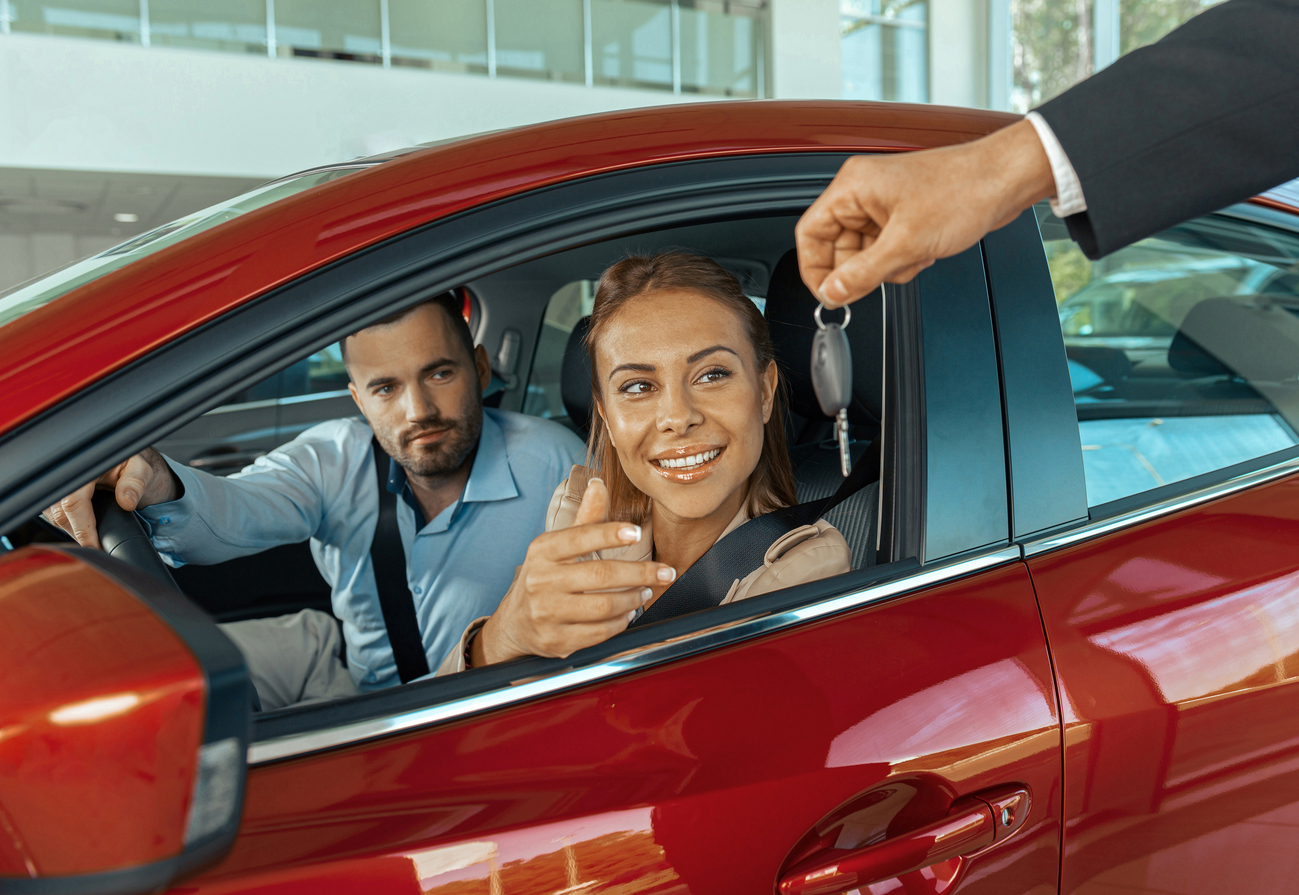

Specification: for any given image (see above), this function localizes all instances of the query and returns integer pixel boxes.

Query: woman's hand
[44,448,180,550]
[474,478,676,666]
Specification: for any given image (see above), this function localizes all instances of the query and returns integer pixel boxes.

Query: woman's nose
[656,384,704,434]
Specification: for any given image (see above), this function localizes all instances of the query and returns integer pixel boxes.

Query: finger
[114,454,154,511]
[819,227,926,307]
[58,484,102,550]
[535,558,675,594]
[536,587,650,626]
[531,519,648,563]
[542,616,642,659]
[573,476,610,527]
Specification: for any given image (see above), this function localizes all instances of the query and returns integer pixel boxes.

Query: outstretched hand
[795,118,1057,307]
[43,448,179,550]
[473,478,676,667]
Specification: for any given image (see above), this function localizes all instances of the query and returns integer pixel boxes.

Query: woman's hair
[585,251,798,524]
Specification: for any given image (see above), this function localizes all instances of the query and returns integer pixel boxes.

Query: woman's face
[595,289,777,523]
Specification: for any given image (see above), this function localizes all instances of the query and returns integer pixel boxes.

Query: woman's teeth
[655,449,720,470]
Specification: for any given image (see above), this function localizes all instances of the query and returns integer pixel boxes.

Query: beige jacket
[437,465,852,675]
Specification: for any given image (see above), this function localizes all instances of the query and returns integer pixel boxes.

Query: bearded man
[47,292,584,708]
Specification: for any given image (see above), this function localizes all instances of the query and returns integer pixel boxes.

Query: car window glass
[0,166,366,332]
[1040,204,1299,508]
[522,280,596,429]
[281,345,351,399]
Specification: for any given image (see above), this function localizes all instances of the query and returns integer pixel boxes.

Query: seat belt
[629,437,881,629]
[369,438,431,683]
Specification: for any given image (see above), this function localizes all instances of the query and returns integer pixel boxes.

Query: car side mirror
[0,544,251,894]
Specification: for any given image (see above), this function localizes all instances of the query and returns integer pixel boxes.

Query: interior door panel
[184,562,1061,894]
[1029,475,1299,894]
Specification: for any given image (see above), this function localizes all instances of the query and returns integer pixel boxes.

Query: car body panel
[183,563,1060,894]
[1028,473,1299,893]
[0,547,206,876]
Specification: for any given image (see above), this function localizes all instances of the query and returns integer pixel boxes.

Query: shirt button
[159,516,170,524]
[413,585,423,595]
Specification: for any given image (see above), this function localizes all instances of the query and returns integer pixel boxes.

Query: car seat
[765,249,882,569]
[560,317,594,441]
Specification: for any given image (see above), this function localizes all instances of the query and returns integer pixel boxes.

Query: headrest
[1168,297,1299,382]
[561,317,593,433]
[765,249,884,426]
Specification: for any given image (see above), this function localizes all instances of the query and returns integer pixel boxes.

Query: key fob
[811,323,853,418]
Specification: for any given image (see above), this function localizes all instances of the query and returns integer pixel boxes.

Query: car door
[184,199,1059,894]
[992,203,1299,895]
[0,154,1061,894]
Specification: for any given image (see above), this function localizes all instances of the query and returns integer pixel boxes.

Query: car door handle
[778,786,1030,895]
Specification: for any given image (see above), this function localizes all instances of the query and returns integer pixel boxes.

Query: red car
[3,101,1299,895]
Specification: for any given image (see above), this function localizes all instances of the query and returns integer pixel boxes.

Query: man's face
[346,305,492,479]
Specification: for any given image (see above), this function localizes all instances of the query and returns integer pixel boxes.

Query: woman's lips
[649,447,724,481]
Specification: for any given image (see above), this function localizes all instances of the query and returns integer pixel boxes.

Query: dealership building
[0,0,1174,290]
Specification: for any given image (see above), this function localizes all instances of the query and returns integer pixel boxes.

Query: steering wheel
[90,490,179,589]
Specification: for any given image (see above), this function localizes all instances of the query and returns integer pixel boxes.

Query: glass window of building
[494,0,584,82]
[841,0,928,103]
[1120,0,1214,53]
[10,0,141,42]
[388,0,489,73]
[678,0,765,97]
[273,0,381,63]
[592,0,673,91]
[147,0,267,54]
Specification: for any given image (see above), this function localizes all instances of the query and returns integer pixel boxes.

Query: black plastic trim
[0,858,179,895]
[983,209,1088,539]
[916,244,1008,560]
[877,282,926,564]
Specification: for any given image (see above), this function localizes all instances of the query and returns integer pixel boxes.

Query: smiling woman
[439,252,852,674]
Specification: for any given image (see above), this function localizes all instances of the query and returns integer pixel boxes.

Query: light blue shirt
[140,408,584,691]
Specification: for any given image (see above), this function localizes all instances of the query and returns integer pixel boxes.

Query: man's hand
[795,118,1057,307]
[473,478,674,666]
[44,448,179,550]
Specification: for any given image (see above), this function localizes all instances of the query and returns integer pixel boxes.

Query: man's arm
[797,0,1299,305]
[1036,0,1299,258]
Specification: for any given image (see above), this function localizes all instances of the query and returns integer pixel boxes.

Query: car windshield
[0,166,367,332]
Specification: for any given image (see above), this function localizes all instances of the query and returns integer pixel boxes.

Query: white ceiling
[0,167,265,238]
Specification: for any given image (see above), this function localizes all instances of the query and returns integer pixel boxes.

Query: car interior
[5,211,905,719]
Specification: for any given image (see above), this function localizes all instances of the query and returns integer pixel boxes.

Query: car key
[811,302,853,477]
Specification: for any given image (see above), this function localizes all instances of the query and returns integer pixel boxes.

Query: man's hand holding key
[471,477,676,667]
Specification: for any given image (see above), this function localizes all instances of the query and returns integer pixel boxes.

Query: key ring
[813,302,851,331]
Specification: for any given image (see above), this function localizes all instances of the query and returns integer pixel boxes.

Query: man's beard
[378,393,483,480]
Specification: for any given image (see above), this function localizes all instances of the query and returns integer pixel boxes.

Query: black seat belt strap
[369,437,431,683]
[629,439,880,629]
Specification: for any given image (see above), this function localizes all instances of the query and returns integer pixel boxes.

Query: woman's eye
[619,380,653,395]
[698,367,732,384]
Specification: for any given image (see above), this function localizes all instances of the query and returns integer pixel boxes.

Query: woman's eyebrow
[687,345,740,364]
[608,362,655,380]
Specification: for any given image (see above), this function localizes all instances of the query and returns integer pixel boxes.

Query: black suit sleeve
[1034,0,1299,259]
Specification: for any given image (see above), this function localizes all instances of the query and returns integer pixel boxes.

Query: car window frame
[998,201,1299,556]
[0,153,1013,763]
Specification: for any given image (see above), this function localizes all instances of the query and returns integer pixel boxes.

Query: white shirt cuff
[1026,111,1087,218]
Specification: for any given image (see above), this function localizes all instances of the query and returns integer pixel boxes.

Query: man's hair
[339,290,474,378]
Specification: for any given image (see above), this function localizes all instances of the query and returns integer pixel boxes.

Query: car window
[1041,205,1299,508]
[522,280,596,428]
[281,345,352,400]
[0,166,368,332]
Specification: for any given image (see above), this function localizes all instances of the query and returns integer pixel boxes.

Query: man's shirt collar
[385,411,519,531]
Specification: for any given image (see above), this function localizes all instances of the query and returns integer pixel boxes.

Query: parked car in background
[3,102,1299,895]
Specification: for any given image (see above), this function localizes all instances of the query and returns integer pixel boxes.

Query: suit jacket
[1035,0,1299,259]
[436,465,852,675]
